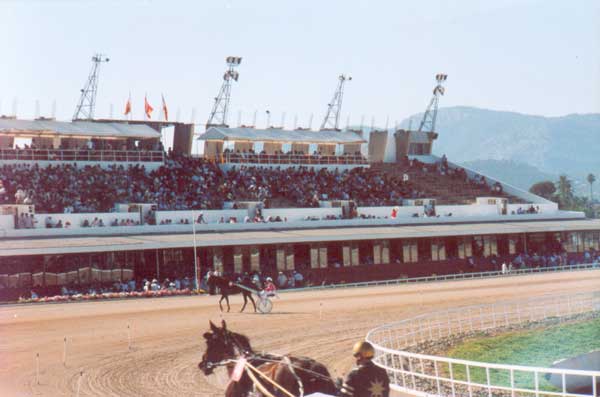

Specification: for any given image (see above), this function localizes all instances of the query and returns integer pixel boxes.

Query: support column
[250,247,260,272]
[381,239,390,264]
[342,244,351,266]
[276,245,286,271]
[310,245,319,269]
[351,242,360,266]
[213,247,224,274]
[318,244,328,268]
[285,245,295,271]
[233,246,243,274]
[373,241,382,265]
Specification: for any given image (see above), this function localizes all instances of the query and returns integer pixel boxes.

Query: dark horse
[207,274,257,313]
[199,320,338,397]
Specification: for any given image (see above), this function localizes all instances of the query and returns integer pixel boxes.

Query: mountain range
[399,106,600,196]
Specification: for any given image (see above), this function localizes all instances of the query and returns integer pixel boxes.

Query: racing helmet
[352,340,375,359]
[266,277,272,282]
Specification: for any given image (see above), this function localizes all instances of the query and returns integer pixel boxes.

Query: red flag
[144,95,154,119]
[124,94,131,116]
[161,94,169,121]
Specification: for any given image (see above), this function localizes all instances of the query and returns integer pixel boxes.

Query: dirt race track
[1,269,600,397]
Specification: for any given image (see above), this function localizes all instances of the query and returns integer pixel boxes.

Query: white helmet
[266,277,272,282]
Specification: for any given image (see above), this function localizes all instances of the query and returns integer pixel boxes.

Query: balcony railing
[207,152,369,165]
[0,149,165,163]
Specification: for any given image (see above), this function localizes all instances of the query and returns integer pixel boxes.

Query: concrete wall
[29,212,143,229]
[2,210,586,239]
[262,207,342,222]
[0,215,13,232]
[156,209,248,224]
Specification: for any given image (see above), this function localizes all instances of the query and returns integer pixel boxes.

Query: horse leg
[248,293,257,312]
[240,293,247,313]
[219,295,225,312]
[225,295,230,312]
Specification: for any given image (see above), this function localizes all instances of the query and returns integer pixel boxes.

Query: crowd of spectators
[219,165,420,207]
[0,154,424,213]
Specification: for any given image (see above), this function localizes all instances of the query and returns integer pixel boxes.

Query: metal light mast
[206,56,242,128]
[320,74,351,130]
[72,53,110,121]
[418,73,447,133]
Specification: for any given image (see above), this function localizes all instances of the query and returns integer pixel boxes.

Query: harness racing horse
[208,275,257,313]
[199,320,338,397]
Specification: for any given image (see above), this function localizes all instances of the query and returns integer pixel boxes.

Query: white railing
[0,148,164,163]
[366,291,600,397]
[207,152,369,165]
[288,263,600,292]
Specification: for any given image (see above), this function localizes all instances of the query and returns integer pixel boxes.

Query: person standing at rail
[340,340,390,397]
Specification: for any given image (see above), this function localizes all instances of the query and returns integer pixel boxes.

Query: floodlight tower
[418,73,447,133]
[320,74,351,131]
[206,56,242,128]
[72,53,110,121]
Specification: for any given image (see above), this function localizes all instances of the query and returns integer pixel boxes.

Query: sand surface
[1,269,599,397]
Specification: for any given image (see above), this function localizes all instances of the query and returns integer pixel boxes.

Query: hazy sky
[1,0,599,127]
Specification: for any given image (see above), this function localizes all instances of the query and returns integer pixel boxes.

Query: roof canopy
[198,126,366,144]
[0,119,160,139]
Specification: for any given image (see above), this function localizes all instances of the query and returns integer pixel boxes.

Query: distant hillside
[400,106,600,180]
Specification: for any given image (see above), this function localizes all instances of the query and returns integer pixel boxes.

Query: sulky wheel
[257,298,273,314]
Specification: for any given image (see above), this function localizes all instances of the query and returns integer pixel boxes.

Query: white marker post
[127,323,132,351]
[35,353,40,384]
[62,337,67,366]
[319,302,323,320]
[75,371,83,397]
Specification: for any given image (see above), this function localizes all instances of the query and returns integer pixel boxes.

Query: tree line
[529,173,597,217]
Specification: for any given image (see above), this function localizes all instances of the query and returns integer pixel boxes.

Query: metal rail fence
[284,263,600,293]
[366,291,600,397]
[0,148,164,163]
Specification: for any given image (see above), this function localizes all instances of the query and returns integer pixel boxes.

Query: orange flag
[161,94,169,121]
[144,95,154,119]
[124,94,132,116]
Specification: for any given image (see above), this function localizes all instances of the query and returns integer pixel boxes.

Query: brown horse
[207,275,257,313]
[198,320,338,397]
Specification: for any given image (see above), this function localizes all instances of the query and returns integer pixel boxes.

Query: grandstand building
[1,118,599,301]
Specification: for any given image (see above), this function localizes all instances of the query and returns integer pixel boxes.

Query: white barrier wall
[359,204,500,218]
[507,203,558,214]
[156,209,248,224]
[32,212,141,229]
[262,207,342,221]
[3,210,586,238]
[0,215,14,231]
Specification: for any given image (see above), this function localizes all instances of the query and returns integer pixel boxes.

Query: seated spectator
[196,212,207,224]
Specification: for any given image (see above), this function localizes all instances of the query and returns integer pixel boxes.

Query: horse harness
[209,330,334,397]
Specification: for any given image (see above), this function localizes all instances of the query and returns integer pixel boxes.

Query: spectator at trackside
[277,271,288,288]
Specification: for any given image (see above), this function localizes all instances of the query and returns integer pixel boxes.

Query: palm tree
[556,175,573,208]
[587,173,596,203]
